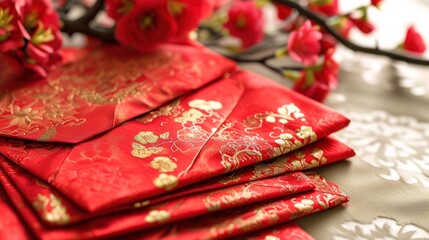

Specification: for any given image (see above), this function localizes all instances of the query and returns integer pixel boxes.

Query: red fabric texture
[127,173,348,239]
[0,136,354,226]
[0,43,236,143]
[0,69,350,212]
[0,185,31,240]
[236,222,316,240]
[0,159,317,240]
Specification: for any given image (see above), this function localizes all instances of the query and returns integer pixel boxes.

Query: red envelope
[158,137,355,202]
[128,222,315,240]
[0,136,353,226]
[0,70,350,212]
[130,173,348,240]
[0,162,316,240]
[237,222,316,240]
[0,185,31,240]
[0,43,236,143]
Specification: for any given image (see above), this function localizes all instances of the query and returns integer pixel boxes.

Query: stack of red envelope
[0,42,355,240]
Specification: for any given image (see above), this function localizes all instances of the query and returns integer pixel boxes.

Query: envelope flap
[0,43,236,143]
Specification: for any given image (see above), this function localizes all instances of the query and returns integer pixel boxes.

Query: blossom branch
[60,0,116,41]
[273,0,429,66]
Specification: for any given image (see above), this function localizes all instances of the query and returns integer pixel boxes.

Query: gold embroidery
[203,185,257,211]
[134,200,150,208]
[137,99,181,123]
[293,199,314,213]
[159,132,169,139]
[176,125,211,143]
[265,236,281,240]
[131,143,163,159]
[153,173,178,190]
[5,106,43,128]
[32,194,70,225]
[296,126,317,143]
[243,103,306,129]
[38,128,57,142]
[220,136,269,172]
[272,132,303,158]
[0,45,217,137]
[174,108,204,124]
[145,210,170,223]
[134,131,159,144]
[188,99,223,111]
[149,157,177,173]
[217,171,244,185]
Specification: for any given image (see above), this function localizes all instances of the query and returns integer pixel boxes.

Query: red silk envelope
[0,136,353,227]
[0,162,316,240]
[0,69,350,212]
[0,43,236,143]
[124,173,348,240]
[237,222,316,240]
[0,185,31,240]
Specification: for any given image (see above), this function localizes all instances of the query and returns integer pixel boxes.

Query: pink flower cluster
[0,0,62,78]
[105,0,212,52]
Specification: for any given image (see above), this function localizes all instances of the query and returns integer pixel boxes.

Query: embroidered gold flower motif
[149,157,177,173]
[32,193,70,225]
[265,236,281,240]
[176,125,211,142]
[153,173,178,190]
[273,133,303,157]
[5,106,43,127]
[294,199,314,213]
[174,108,203,124]
[145,210,170,223]
[188,99,222,111]
[131,143,163,159]
[296,126,317,143]
[134,131,159,144]
[277,104,305,119]
[134,200,150,208]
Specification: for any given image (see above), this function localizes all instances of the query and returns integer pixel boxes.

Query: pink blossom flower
[293,49,338,102]
[0,0,26,52]
[308,0,339,17]
[114,0,177,52]
[287,21,322,65]
[401,25,426,55]
[348,16,375,34]
[167,0,212,40]
[224,0,264,49]
[1,0,62,78]
[106,0,134,21]
[274,2,292,20]
[371,0,382,7]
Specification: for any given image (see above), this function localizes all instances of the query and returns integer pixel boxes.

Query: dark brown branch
[273,0,429,66]
[60,0,116,41]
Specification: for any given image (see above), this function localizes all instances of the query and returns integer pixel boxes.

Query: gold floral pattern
[137,100,181,123]
[203,185,257,211]
[0,44,227,141]
[243,103,306,129]
[220,136,271,172]
[134,131,159,144]
[296,126,317,143]
[174,109,204,124]
[176,125,211,143]
[145,210,170,223]
[188,99,223,111]
[133,200,150,208]
[149,157,177,173]
[32,193,70,225]
[131,143,164,159]
[153,173,178,190]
